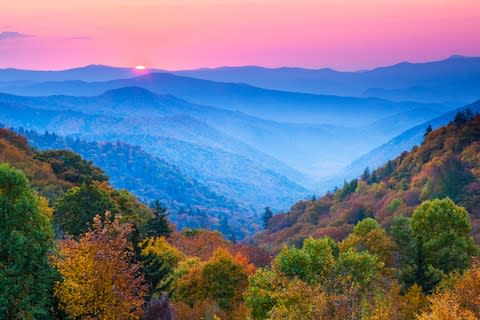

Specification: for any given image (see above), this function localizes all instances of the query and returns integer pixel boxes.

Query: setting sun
[135,65,146,70]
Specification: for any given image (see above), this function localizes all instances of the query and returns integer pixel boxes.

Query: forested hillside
[256,110,480,250]
[3,135,480,319]
[0,127,261,239]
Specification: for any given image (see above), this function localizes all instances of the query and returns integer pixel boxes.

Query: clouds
[0,31,35,41]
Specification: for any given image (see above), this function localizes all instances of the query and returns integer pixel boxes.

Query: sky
[1,0,480,71]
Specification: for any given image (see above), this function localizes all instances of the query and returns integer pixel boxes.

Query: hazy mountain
[174,55,480,104]
[0,87,444,177]
[0,96,311,211]
[0,64,164,83]
[341,100,480,181]
[0,72,449,127]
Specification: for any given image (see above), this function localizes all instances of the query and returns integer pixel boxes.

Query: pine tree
[263,207,273,229]
[0,164,55,319]
[145,200,171,237]
[424,124,432,137]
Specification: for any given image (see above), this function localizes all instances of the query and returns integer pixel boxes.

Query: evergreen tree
[361,167,371,181]
[0,164,55,319]
[424,124,432,137]
[145,200,171,237]
[263,207,273,229]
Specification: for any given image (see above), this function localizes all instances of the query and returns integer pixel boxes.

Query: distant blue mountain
[0,72,449,127]
[0,64,164,82]
[0,91,311,212]
[0,87,443,177]
[174,55,480,104]
[341,100,480,181]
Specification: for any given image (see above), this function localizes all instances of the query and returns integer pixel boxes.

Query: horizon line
[0,54,476,74]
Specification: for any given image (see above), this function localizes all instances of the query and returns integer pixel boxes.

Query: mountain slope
[18,129,259,238]
[342,100,480,181]
[255,111,480,251]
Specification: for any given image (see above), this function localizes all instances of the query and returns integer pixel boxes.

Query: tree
[361,167,371,181]
[174,248,250,317]
[140,237,183,297]
[0,164,55,319]
[389,215,417,288]
[417,291,476,320]
[409,198,477,291]
[244,268,279,320]
[33,150,108,185]
[54,181,116,237]
[53,212,147,319]
[145,200,171,237]
[275,245,312,282]
[143,294,174,320]
[262,207,273,229]
[424,124,433,137]
[201,248,249,311]
[334,249,383,289]
[340,218,395,268]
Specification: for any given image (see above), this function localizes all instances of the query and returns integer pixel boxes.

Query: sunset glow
[1,0,480,70]
[135,65,146,70]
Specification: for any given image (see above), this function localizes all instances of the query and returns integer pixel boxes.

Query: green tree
[54,181,116,237]
[334,249,383,289]
[244,268,279,320]
[390,215,417,288]
[409,198,477,292]
[340,218,395,268]
[0,164,55,319]
[145,200,171,237]
[275,246,312,282]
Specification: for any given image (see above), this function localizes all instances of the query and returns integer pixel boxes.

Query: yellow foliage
[417,291,476,320]
[38,196,53,218]
[53,213,147,319]
[399,284,428,320]
[268,278,327,320]
[140,236,184,266]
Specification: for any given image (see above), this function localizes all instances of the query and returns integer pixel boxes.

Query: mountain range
[1,57,479,237]
[174,55,480,104]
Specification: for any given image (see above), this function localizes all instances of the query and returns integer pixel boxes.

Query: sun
[135,65,146,70]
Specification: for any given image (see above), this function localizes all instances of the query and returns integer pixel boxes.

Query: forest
[1,111,480,319]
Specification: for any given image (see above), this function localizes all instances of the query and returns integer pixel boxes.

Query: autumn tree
[417,291,476,320]
[174,248,251,318]
[53,212,147,319]
[340,218,395,268]
[0,164,55,319]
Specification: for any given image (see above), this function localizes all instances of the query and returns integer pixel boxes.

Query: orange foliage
[169,229,230,260]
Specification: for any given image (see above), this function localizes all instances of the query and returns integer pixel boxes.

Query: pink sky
[1,0,480,71]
